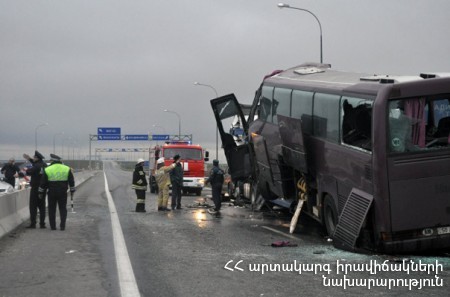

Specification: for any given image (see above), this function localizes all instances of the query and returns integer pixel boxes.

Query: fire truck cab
[149,140,209,196]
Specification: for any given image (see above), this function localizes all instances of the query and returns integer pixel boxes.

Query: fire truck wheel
[323,194,338,238]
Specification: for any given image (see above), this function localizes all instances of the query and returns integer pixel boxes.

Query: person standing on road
[1,158,20,188]
[170,154,183,210]
[132,158,148,213]
[23,151,47,229]
[38,154,75,231]
[205,159,224,214]
[155,157,178,211]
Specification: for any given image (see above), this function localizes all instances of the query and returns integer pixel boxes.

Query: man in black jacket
[170,154,183,210]
[1,158,20,188]
[24,151,47,229]
[206,160,224,214]
[132,158,148,212]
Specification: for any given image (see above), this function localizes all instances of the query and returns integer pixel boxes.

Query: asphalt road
[0,161,449,297]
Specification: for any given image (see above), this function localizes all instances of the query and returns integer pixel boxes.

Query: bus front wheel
[324,195,338,238]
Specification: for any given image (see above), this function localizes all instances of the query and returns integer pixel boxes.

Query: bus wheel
[324,195,338,238]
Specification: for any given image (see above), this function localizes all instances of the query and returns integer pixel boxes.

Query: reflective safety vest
[45,163,71,181]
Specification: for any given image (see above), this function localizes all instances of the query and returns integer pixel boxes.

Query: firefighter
[132,158,148,213]
[23,151,47,229]
[38,154,75,231]
[206,159,224,214]
[169,154,183,210]
[155,157,178,211]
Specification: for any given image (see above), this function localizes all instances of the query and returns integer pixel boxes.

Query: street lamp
[278,3,323,63]
[35,123,48,151]
[62,137,72,160]
[194,81,219,160]
[53,131,64,154]
[163,109,181,139]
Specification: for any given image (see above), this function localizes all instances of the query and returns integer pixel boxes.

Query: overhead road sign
[98,127,121,135]
[125,134,149,141]
[98,135,121,140]
[95,148,149,152]
[152,134,170,141]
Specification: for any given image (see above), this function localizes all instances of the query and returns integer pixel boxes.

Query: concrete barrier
[0,170,98,239]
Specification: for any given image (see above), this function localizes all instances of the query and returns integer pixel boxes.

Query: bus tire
[323,194,338,238]
[196,189,202,196]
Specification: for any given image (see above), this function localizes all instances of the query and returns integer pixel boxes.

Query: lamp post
[35,123,48,151]
[278,3,323,63]
[53,131,64,154]
[163,109,181,139]
[194,81,219,160]
[62,137,72,160]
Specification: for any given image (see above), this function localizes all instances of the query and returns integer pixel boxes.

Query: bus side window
[313,93,340,143]
[258,86,273,123]
[341,97,373,151]
[273,87,292,125]
[292,90,313,134]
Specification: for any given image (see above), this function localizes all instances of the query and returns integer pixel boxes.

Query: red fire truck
[149,140,209,196]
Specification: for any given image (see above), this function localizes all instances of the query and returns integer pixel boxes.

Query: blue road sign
[98,127,121,135]
[98,135,121,141]
[152,134,170,141]
[125,134,149,141]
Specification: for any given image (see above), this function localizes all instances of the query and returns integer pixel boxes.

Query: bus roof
[263,63,425,97]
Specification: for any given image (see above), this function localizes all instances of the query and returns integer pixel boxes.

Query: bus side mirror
[204,151,209,162]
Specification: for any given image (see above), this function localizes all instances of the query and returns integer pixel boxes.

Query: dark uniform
[24,151,47,228]
[132,159,148,212]
[206,160,224,213]
[1,159,20,188]
[39,154,75,231]
[170,154,183,210]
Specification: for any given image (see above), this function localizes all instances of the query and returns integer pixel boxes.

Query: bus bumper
[381,234,450,253]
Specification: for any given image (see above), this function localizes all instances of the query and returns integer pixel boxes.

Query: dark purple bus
[211,63,450,253]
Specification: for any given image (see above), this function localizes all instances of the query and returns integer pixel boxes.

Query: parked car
[0,181,14,194]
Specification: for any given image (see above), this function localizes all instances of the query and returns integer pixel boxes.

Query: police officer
[23,151,47,229]
[170,154,183,210]
[39,154,75,231]
[206,160,224,214]
[132,158,148,213]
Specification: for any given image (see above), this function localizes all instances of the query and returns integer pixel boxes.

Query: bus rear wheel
[323,195,338,238]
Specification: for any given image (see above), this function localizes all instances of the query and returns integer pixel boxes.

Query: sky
[1,0,450,162]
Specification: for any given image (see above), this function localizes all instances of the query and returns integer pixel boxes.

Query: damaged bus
[210,63,450,253]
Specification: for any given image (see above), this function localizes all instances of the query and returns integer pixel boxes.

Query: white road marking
[104,172,141,297]
[261,226,302,241]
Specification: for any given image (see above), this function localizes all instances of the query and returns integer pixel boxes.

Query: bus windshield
[164,148,203,160]
[388,96,450,153]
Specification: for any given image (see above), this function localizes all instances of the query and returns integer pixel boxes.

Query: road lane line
[261,226,302,241]
[104,172,141,297]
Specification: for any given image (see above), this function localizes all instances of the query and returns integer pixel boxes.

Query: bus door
[210,94,253,180]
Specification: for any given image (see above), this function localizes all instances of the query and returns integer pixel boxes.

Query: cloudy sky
[1,0,450,162]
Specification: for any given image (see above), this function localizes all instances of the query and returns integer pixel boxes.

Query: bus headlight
[422,228,434,236]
